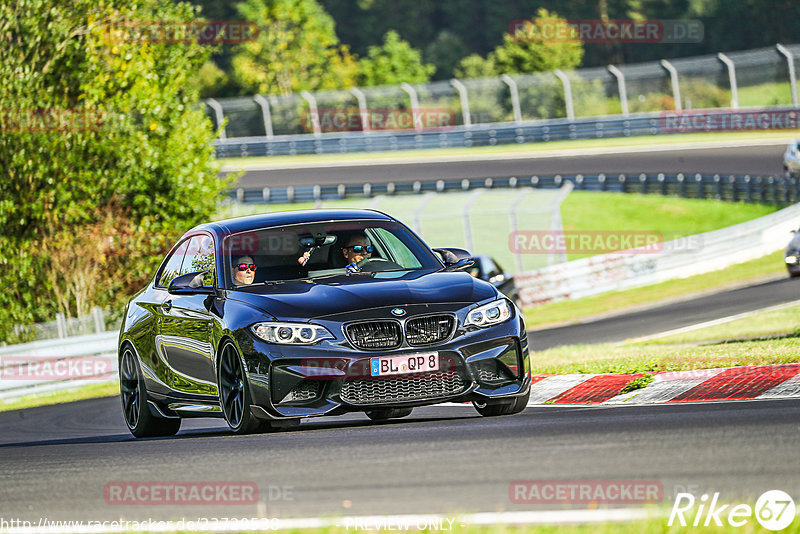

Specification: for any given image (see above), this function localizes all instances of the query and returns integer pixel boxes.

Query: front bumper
[237,310,531,420]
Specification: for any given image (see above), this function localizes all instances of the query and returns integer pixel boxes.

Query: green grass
[560,192,777,260]
[531,302,800,375]
[647,304,800,345]
[738,80,795,107]
[524,250,786,329]
[219,129,800,167]
[0,381,118,413]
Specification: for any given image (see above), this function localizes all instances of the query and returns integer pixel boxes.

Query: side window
[156,240,189,288]
[181,235,216,287]
[371,228,422,269]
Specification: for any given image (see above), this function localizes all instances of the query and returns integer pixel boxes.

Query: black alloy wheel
[218,341,264,434]
[119,345,181,437]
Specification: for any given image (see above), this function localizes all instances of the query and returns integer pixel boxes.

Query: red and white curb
[525,363,800,406]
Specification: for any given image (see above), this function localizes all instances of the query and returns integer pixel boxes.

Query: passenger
[232,255,256,286]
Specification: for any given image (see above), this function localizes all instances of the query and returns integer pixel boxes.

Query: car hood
[226,270,497,320]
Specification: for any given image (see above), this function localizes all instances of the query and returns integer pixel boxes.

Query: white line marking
[220,138,794,172]
[626,299,800,343]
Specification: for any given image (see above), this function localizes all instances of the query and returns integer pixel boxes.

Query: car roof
[189,209,396,238]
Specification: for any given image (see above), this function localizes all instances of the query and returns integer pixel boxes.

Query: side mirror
[168,270,214,295]
[433,248,475,272]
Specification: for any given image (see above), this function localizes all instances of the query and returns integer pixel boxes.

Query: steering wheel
[357,258,403,272]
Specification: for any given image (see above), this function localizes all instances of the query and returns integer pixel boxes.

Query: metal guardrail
[229,172,798,205]
[215,106,800,159]
[0,332,118,402]
[216,111,668,158]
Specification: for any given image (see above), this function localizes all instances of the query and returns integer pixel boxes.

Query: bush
[0,0,230,342]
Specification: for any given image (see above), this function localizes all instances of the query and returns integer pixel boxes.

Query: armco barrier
[515,202,800,307]
[214,107,800,159]
[0,332,118,401]
[229,173,798,205]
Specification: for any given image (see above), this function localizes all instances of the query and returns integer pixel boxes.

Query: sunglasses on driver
[346,245,373,253]
[235,263,257,272]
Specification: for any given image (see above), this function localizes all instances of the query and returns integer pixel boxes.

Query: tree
[454,54,498,79]
[0,0,228,341]
[356,30,435,86]
[231,0,358,95]
[425,30,470,80]
[490,8,583,75]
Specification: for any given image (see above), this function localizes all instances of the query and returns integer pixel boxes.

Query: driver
[342,234,373,273]
[232,255,256,286]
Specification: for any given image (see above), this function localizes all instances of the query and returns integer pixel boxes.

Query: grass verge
[0,381,118,413]
[524,250,786,330]
[531,303,800,375]
[219,129,799,167]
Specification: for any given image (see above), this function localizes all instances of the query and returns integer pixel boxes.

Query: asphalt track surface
[2,277,800,522]
[532,275,800,350]
[234,144,787,188]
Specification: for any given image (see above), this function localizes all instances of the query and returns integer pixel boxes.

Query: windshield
[222,219,440,287]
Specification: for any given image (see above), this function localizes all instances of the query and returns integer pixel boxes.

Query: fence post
[553,70,575,120]
[300,91,322,136]
[607,65,629,116]
[717,53,739,109]
[660,59,682,111]
[509,189,533,273]
[500,74,522,124]
[252,95,274,139]
[450,79,471,128]
[549,182,573,266]
[56,313,67,339]
[349,87,371,133]
[92,307,105,334]
[413,193,435,237]
[205,98,226,139]
[776,44,799,107]
[463,189,484,253]
[400,83,422,132]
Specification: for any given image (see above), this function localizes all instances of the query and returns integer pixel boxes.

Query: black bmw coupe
[118,209,531,437]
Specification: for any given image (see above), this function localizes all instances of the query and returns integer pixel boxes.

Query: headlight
[251,322,334,345]
[786,255,798,264]
[464,299,512,328]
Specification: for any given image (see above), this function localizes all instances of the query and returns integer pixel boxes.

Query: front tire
[473,389,530,417]
[119,345,181,438]
[218,341,265,434]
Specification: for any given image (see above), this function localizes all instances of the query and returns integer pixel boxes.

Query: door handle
[163,300,172,312]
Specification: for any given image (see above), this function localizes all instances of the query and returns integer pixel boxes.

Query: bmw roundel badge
[391,308,406,317]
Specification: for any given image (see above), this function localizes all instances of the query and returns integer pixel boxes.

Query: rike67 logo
[669,490,796,531]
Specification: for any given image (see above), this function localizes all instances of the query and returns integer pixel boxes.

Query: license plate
[370,353,438,377]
